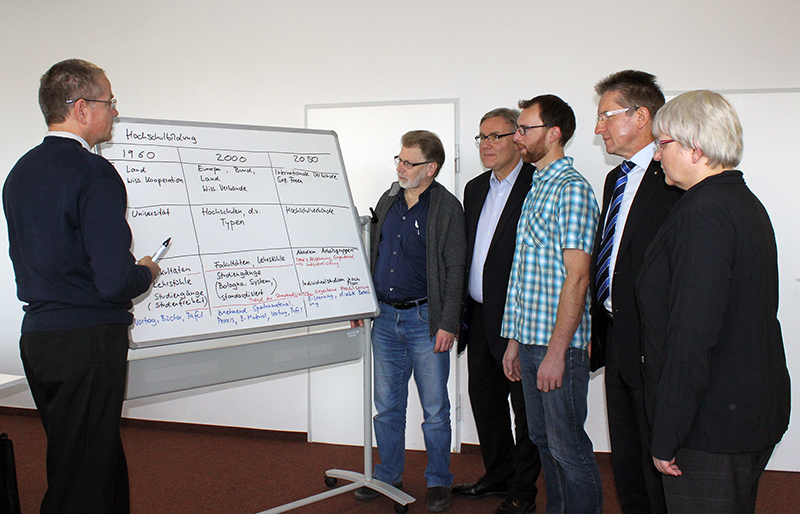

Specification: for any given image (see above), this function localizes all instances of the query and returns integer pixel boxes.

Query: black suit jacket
[589,158,682,380]
[459,163,534,360]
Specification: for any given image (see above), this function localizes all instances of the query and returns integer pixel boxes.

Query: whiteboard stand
[258,319,414,514]
[257,216,414,514]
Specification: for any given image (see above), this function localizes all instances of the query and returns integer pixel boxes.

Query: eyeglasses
[654,139,676,151]
[516,124,550,136]
[596,106,638,123]
[66,97,117,110]
[394,155,433,169]
[474,132,515,145]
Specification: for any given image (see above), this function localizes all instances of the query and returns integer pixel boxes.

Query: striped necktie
[595,160,633,306]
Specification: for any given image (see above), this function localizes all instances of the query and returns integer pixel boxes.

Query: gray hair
[39,59,106,125]
[480,108,520,132]
[652,90,743,169]
[401,130,445,178]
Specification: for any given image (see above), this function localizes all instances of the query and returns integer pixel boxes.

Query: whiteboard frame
[99,117,379,349]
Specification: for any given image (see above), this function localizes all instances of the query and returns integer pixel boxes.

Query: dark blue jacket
[4,136,152,332]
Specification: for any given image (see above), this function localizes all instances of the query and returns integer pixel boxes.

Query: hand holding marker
[152,237,172,261]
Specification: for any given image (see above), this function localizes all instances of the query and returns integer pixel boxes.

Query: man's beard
[521,138,546,164]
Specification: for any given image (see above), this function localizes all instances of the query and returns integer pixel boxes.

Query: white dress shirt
[602,142,656,311]
[468,160,523,303]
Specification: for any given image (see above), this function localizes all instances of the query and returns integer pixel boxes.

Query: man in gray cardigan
[355,130,466,512]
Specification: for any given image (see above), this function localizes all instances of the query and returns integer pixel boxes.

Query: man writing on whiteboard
[3,59,160,514]
[354,130,466,512]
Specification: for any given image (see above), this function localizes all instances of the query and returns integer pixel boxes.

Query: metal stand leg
[256,320,414,514]
[323,317,414,504]
[257,217,415,513]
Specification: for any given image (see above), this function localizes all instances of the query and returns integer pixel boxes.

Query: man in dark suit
[453,108,540,514]
[589,70,682,514]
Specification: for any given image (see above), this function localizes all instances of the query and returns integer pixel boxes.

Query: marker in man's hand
[152,237,172,261]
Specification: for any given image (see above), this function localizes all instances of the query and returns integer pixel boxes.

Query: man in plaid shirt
[501,94,602,514]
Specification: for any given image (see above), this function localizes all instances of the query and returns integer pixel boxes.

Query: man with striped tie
[589,70,682,514]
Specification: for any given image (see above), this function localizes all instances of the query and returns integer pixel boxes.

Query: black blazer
[589,158,682,379]
[636,170,790,458]
[459,163,534,359]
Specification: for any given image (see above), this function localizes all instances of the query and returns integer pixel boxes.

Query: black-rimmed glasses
[516,124,549,136]
[394,155,433,168]
[475,132,515,144]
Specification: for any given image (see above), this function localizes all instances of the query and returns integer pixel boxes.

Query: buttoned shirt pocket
[521,213,551,248]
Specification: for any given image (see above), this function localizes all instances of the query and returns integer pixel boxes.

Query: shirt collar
[410,179,438,197]
[628,142,656,171]
[490,159,523,187]
[47,131,92,152]
[534,156,573,182]
[397,179,437,207]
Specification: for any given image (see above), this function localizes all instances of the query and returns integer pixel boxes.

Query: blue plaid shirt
[501,156,599,349]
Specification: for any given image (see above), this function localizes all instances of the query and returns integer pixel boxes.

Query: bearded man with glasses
[354,130,465,512]
[502,94,602,514]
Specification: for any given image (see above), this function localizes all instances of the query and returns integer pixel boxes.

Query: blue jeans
[519,344,602,514]
[372,302,453,487]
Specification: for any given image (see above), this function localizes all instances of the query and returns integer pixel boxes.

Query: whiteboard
[98,118,378,348]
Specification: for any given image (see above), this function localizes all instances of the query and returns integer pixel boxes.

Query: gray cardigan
[370,181,466,337]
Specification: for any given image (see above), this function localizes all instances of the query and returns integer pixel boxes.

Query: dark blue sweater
[3,136,152,332]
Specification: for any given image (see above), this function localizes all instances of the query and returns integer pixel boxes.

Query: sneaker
[426,486,452,512]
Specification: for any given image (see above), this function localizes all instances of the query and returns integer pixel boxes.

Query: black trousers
[662,446,773,514]
[604,321,666,514]
[467,302,541,501]
[21,324,130,514]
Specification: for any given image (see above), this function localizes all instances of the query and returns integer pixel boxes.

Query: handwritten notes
[99,119,377,347]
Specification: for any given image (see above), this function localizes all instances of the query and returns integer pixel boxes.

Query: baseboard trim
[0,406,306,442]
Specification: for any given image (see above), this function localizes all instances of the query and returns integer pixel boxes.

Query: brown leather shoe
[494,497,536,514]
[426,486,452,512]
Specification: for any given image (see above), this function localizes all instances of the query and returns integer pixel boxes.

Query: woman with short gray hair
[636,90,791,513]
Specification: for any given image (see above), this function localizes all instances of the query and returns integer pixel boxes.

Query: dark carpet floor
[2,407,797,513]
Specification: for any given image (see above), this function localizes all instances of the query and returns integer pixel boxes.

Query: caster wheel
[394,502,409,514]
[324,476,338,487]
